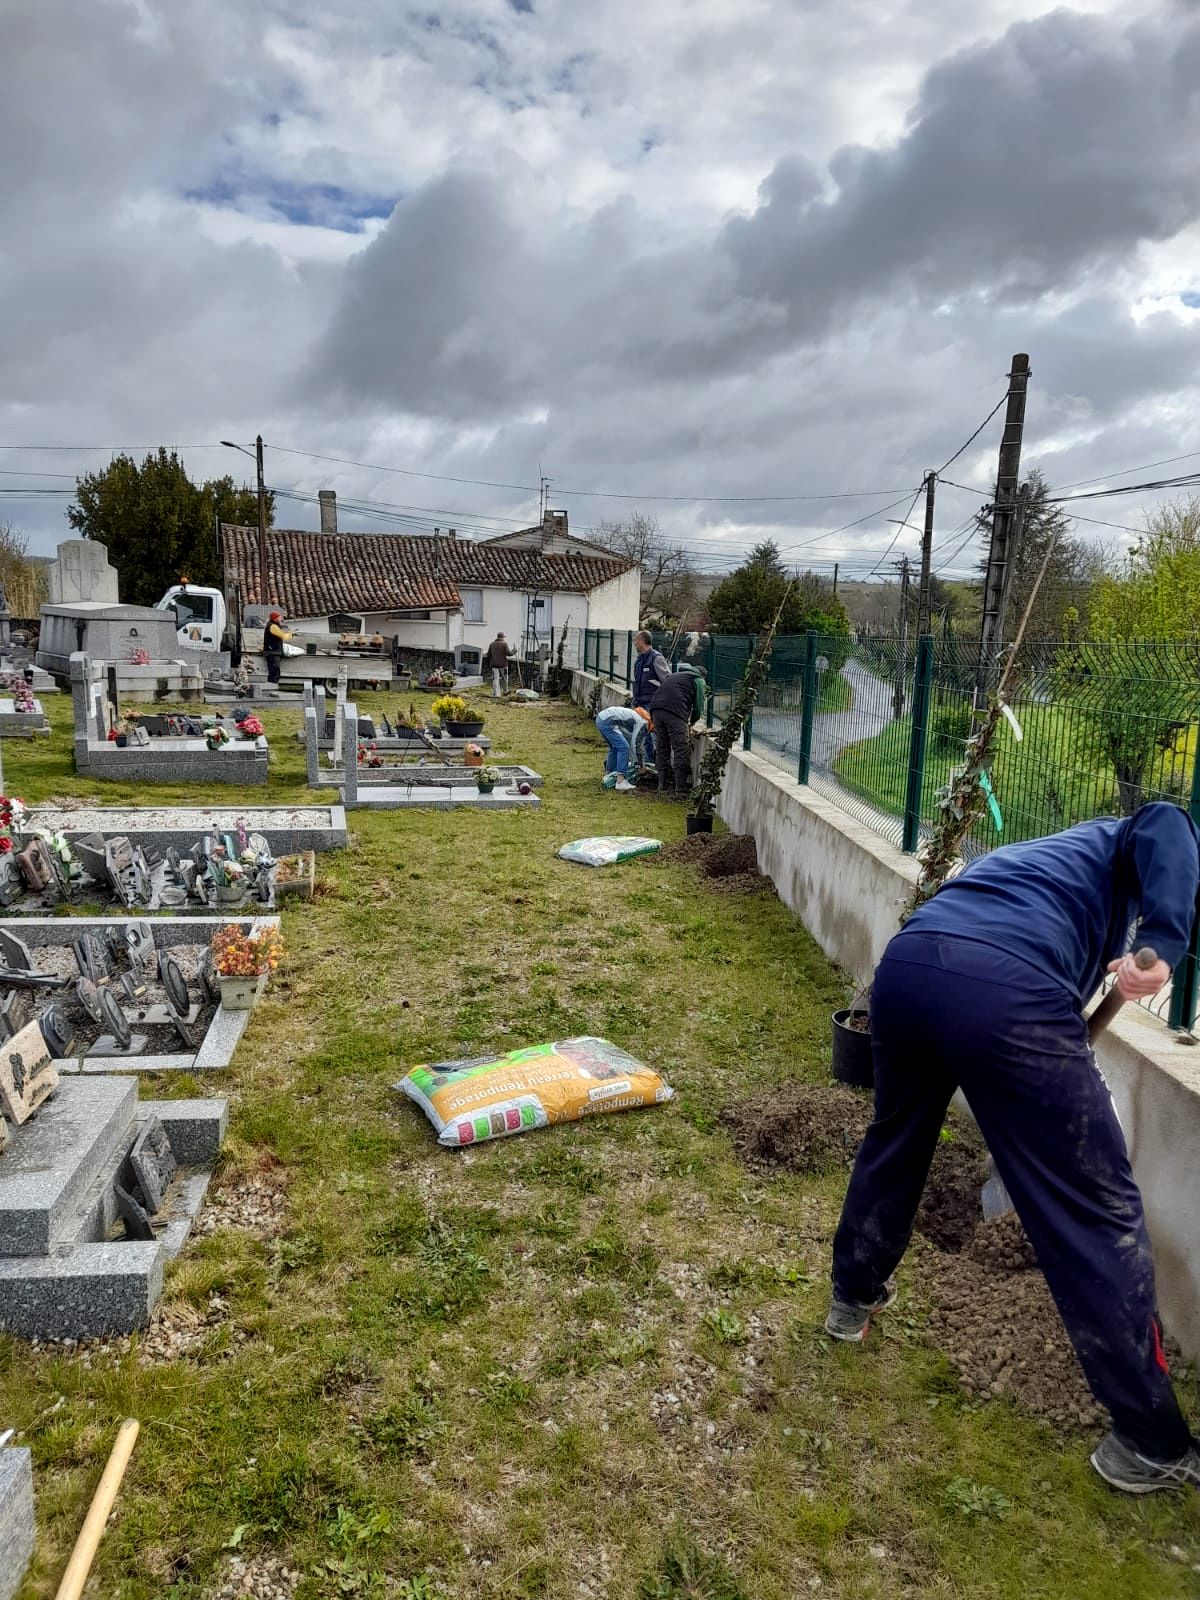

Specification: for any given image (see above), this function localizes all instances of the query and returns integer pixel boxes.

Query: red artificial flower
[0,838,12,854]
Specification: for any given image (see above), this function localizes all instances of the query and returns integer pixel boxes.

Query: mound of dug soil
[915,1135,988,1254]
[720,1082,872,1173]
[658,832,773,894]
[925,1246,1105,1431]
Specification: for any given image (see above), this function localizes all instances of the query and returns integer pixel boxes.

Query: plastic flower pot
[218,972,268,1011]
[477,782,496,795]
[446,720,485,738]
[831,1008,874,1088]
[686,813,713,835]
[274,850,315,900]
[464,749,484,768]
[214,882,247,905]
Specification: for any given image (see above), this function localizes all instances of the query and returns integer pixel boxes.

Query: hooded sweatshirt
[898,802,1200,1003]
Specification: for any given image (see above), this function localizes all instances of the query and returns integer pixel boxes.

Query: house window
[402,611,432,622]
[461,589,484,623]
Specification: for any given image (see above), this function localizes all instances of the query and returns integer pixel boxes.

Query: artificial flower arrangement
[0,795,26,855]
[205,724,231,751]
[210,922,284,977]
[127,646,150,666]
[32,826,77,876]
[1,673,36,713]
[431,694,469,724]
[238,715,265,739]
[475,764,501,791]
[208,847,245,889]
[357,740,383,768]
[424,669,455,689]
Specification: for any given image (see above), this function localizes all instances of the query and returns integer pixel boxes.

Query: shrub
[931,702,972,757]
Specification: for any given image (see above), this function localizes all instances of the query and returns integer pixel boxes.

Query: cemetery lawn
[2,692,1199,1599]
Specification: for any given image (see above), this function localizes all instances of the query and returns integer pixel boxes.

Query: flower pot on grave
[464,750,484,768]
[274,850,315,901]
[214,882,247,906]
[831,1008,874,1089]
[686,813,713,835]
[446,720,485,738]
[477,782,496,795]
[219,972,267,1011]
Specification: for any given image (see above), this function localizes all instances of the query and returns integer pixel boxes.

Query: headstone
[200,952,221,1004]
[88,988,146,1057]
[166,846,183,881]
[128,1117,177,1214]
[114,1181,155,1241]
[130,849,153,906]
[75,977,104,1023]
[0,929,35,973]
[39,1004,74,1060]
[105,926,126,966]
[0,1016,57,1125]
[159,955,191,1019]
[118,972,139,1004]
[0,988,31,1043]
[40,840,72,900]
[126,924,157,986]
[47,539,120,605]
[73,833,114,892]
[104,838,136,906]
[73,934,109,986]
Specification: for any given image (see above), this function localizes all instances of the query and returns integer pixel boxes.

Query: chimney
[448,527,457,539]
[318,490,337,534]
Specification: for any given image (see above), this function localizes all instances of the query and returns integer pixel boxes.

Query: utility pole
[978,354,1030,690]
[893,554,911,720]
[916,471,936,637]
[832,561,839,598]
[255,434,270,610]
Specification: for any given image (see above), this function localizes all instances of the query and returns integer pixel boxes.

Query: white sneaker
[614,778,637,792]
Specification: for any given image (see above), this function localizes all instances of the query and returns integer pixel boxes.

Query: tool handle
[53,1418,139,1600]
[1088,946,1158,1043]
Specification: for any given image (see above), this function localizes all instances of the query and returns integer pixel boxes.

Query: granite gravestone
[160,955,191,1019]
[0,1016,57,1124]
[128,1117,177,1214]
[126,924,157,987]
[0,929,35,974]
[75,977,104,1023]
[73,934,109,987]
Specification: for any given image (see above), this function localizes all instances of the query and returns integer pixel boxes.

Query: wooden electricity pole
[916,470,936,637]
[978,354,1030,689]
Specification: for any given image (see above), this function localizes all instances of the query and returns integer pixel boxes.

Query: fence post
[609,629,616,682]
[625,632,633,687]
[902,634,934,853]
[1169,738,1200,1031]
[705,636,716,727]
[742,636,756,749]
[797,631,818,784]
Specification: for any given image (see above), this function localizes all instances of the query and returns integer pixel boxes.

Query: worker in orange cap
[263,609,292,685]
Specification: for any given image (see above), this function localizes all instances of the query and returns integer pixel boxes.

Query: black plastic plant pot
[831,1008,874,1088]
[447,720,485,738]
[686,813,713,835]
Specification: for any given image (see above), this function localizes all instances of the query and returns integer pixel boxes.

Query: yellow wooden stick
[53,1418,140,1600]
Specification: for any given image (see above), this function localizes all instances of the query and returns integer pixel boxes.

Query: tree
[1060,498,1200,813]
[0,521,49,617]
[588,512,699,626]
[707,541,850,638]
[974,469,1103,641]
[67,449,273,607]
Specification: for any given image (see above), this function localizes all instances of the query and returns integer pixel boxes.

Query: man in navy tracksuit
[632,632,670,765]
[827,802,1200,1494]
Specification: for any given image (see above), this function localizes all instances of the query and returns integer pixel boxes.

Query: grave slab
[150,1098,227,1164]
[0,1076,137,1255]
[0,1447,34,1600]
[341,786,541,811]
[0,1241,164,1338]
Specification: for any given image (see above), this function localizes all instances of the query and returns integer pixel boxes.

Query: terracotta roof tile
[221,526,636,615]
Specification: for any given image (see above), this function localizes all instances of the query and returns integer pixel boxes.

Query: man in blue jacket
[826,802,1200,1494]
[632,632,670,765]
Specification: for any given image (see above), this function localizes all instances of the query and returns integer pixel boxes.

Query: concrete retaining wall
[706,743,1200,1360]
[569,666,632,712]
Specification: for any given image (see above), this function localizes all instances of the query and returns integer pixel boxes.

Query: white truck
[155,584,229,653]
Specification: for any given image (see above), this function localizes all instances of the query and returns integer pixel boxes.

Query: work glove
[1107,952,1171,1001]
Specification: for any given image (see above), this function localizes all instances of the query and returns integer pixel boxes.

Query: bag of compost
[557,836,662,867]
[397,1037,674,1148]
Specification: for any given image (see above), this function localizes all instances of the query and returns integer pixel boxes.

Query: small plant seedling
[941,1476,1012,1521]
[702,1307,749,1345]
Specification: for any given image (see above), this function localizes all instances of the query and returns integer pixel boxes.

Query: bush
[931,702,972,757]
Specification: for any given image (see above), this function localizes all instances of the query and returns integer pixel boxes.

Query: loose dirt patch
[720,1082,872,1174]
[925,1245,1105,1431]
[658,832,774,895]
[915,1135,987,1254]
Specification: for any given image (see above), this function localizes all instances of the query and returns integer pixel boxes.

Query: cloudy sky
[4,0,1200,584]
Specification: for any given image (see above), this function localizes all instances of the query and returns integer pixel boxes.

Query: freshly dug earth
[924,1243,1105,1431]
[720,1082,872,1173]
[658,832,773,895]
[915,1133,987,1253]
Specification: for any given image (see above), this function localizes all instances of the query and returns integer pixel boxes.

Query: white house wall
[584,568,641,631]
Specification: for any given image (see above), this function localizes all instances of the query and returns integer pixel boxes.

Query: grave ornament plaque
[114,1181,156,1241]
[39,1004,74,1060]
[0,1015,57,1124]
[128,1116,177,1214]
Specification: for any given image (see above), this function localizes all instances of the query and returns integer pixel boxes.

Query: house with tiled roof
[220,501,640,665]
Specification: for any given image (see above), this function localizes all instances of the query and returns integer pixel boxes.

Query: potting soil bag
[397,1036,674,1149]
[558,836,662,868]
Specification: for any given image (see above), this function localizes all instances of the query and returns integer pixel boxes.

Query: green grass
[2,690,1198,1598]
[832,698,1180,846]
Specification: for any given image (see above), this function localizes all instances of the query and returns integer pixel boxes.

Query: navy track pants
[831,930,1193,1460]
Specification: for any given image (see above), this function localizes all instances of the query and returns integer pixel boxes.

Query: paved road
[750,658,895,770]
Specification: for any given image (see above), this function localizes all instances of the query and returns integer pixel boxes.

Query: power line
[866,486,925,577]
[935,390,1009,476]
[1048,471,1200,505]
[553,483,913,505]
[1052,448,1200,493]
[267,445,538,494]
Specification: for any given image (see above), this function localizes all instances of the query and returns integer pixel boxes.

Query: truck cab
[156,585,227,652]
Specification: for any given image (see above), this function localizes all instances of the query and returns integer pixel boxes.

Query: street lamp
[220,435,270,610]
